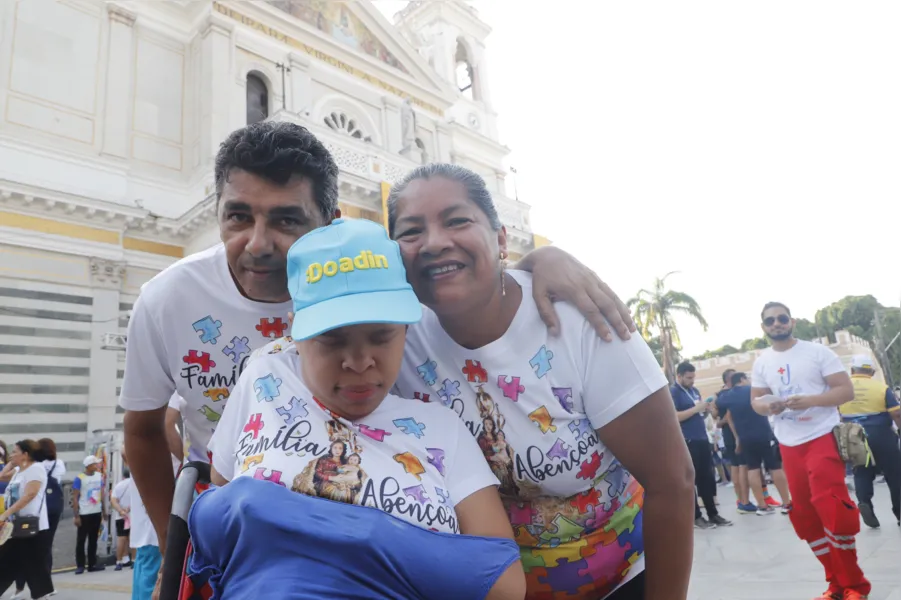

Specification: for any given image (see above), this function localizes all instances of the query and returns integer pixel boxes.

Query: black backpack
[44,462,64,516]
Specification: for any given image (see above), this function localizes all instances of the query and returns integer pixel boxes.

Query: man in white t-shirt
[119,120,638,558]
[750,302,868,600]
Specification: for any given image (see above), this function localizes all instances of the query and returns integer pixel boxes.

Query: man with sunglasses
[750,302,868,600]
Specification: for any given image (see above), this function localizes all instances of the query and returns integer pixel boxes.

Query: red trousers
[780,433,870,596]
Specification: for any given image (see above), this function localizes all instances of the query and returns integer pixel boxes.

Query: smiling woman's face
[391,177,506,315]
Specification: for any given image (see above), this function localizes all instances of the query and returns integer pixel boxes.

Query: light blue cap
[286,218,422,340]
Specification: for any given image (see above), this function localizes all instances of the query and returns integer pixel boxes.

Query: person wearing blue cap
[194,218,526,599]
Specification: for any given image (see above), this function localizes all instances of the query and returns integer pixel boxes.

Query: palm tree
[627,272,709,383]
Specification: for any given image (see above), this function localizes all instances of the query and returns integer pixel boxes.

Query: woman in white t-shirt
[385,164,696,600]
[0,439,55,598]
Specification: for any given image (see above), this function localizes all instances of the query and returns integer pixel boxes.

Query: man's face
[761,307,794,341]
[678,371,696,387]
[218,169,327,303]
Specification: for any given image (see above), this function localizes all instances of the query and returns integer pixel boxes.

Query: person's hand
[768,400,787,415]
[694,401,707,415]
[0,511,9,524]
[74,515,81,527]
[785,394,816,410]
[735,440,742,455]
[151,558,165,600]
[525,247,635,341]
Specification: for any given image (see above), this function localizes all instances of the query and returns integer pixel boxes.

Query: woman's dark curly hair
[214,121,340,221]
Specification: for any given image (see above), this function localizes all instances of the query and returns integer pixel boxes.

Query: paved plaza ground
[27,485,901,600]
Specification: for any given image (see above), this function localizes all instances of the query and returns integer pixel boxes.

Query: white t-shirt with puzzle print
[119,244,292,463]
[393,271,668,596]
[751,340,845,447]
[209,351,499,535]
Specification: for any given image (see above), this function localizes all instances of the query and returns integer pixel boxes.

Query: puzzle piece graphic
[253,374,282,402]
[416,359,438,385]
[222,336,251,364]
[508,502,538,526]
[240,453,264,473]
[528,405,557,433]
[519,549,546,572]
[602,494,642,540]
[601,463,628,499]
[577,451,602,481]
[546,438,570,461]
[183,351,216,372]
[403,484,430,504]
[570,488,601,513]
[585,497,622,532]
[530,539,591,574]
[529,345,555,379]
[536,556,592,595]
[434,487,451,505]
[551,387,574,413]
[198,405,221,423]
[276,397,308,425]
[203,387,229,403]
[497,375,526,402]
[413,392,431,403]
[438,379,461,405]
[462,359,488,383]
[393,417,426,439]
[243,413,265,439]
[393,452,426,480]
[192,315,223,345]
[426,447,446,476]
[252,467,286,487]
[256,317,287,339]
[514,525,539,548]
[538,514,585,547]
[569,418,591,440]
[358,424,392,442]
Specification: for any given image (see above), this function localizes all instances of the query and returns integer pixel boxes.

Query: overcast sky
[376,0,901,356]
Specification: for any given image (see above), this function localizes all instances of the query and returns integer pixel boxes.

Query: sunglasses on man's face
[763,314,791,327]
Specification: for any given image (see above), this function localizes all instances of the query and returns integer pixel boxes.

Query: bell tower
[395,1,498,141]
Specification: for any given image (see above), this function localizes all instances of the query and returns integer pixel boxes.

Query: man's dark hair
[730,372,748,387]
[214,121,339,221]
[722,368,736,384]
[761,301,791,321]
[676,362,696,376]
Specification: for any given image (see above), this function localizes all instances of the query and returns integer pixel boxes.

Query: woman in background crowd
[10,438,66,599]
[0,440,55,599]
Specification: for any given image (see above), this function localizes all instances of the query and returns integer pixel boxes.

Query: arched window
[455,40,479,101]
[323,111,371,142]
[246,73,269,125]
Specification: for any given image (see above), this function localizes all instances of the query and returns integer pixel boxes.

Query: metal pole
[276,62,290,110]
[510,166,519,201]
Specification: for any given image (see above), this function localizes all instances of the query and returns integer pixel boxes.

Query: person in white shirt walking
[750,302,869,600]
[72,456,106,574]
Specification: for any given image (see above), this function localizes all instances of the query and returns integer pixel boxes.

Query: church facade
[0,0,538,473]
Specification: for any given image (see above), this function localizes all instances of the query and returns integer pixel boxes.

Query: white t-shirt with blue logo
[209,351,499,534]
[119,244,292,463]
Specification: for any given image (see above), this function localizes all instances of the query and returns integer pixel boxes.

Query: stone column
[435,122,453,163]
[101,5,136,158]
[288,52,313,118]
[381,96,404,154]
[200,15,234,165]
[87,258,125,434]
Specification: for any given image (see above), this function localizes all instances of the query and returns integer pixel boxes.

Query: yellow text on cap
[306,250,389,283]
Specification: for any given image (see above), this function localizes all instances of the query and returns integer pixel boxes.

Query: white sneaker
[9,591,26,600]
[757,506,777,516]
